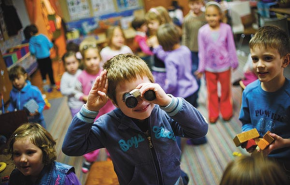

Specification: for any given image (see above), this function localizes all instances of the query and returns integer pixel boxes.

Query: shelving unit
[7,52,37,75]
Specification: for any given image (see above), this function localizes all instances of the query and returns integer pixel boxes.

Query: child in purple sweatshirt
[157,23,207,145]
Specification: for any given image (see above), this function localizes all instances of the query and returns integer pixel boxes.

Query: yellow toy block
[233,128,260,147]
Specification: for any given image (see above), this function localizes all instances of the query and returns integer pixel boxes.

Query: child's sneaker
[82,161,92,173]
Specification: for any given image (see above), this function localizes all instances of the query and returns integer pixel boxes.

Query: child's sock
[82,161,92,173]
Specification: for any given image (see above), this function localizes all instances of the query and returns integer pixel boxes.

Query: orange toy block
[233,128,260,147]
[258,131,275,150]
[258,139,269,150]
[263,131,275,144]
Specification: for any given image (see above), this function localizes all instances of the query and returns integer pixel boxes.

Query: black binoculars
[123,89,156,108]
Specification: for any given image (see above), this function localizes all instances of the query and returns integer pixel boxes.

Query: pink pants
[205,69,233,120]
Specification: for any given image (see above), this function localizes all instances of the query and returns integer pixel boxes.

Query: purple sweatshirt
[163,46,198,98]
[197,23,239,73]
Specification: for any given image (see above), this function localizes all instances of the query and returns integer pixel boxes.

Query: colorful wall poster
[117,0,139,10]
[91,0,116,16]
[67,0,90,21]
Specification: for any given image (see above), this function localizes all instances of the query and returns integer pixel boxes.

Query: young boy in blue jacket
[62,54,208,185]
[239,25,290,181]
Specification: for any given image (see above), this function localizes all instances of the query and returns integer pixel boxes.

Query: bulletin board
[91,0,116,17]
[66,0,91,21]
[117,0,140,10]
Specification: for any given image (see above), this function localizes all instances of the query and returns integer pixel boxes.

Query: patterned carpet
[44,54,250,185]
[180,54,249,185]
[43,97,88,184]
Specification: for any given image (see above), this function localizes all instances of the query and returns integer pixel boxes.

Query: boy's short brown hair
[103,54,154,105]
[157,23,180,51]
[249,25,290,57]
[8,65,28,81]
[7,123,57,165]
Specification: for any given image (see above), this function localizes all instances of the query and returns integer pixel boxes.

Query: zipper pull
[147,136,153,148]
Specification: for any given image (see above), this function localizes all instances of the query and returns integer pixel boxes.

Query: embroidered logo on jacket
[153,126,176,141]
[119,134,145,152]
[55,175,60,185]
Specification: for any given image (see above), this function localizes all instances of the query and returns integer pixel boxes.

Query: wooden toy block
[263,131,274,144]
[257,131,275,150]
[245,139,257,150]
[233,128,260,147]
[257,138,269,150]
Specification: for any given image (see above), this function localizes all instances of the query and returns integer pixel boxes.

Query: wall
[12,0,30,28]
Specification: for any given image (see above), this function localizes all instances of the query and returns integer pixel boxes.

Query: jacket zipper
[145,131,163,185]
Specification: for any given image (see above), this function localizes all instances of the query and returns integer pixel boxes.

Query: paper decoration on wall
[91,0,116,16]
[117,0,139,10]
[67,0,90,21]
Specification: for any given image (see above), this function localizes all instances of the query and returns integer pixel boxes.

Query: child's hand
[29,110,40,117]
[136,83,171,107]
[263,133,290,156]
[86,70,109,112]
[148,36,159,48]
[194,71,203,79]
[82,95,88,103]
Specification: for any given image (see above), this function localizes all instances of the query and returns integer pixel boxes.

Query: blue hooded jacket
[62,97,208,185]
[8,80,45,126]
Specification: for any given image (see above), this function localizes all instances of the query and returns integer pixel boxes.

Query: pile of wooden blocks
[233,128,275,151]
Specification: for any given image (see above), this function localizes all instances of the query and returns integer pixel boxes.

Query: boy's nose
[137,96,144,103]
[257,60,265,67]
[20,155,27,162]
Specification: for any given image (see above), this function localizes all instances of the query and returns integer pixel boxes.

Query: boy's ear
[282,53,290,68]
[24,73,28,80]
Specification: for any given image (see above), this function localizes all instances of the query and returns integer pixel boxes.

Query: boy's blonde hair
[7,123,57,165]
[103,54,154,105]
[220,155,288,185]
[145,6,172,25]
[157,23,180,51]
[106,26,126,48]
[249,25,290,58]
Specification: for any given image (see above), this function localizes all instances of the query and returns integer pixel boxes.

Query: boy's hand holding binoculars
[86,70,109,112]
[135,83,171,107]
